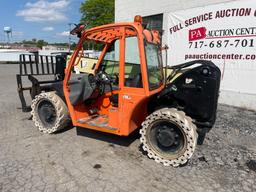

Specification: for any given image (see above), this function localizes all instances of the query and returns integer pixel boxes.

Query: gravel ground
[0,64,255,192]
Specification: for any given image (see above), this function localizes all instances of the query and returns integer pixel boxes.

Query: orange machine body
[63,18,163,136]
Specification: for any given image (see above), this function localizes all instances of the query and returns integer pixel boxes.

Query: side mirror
[70,24,86,38]
[143,29,161,44]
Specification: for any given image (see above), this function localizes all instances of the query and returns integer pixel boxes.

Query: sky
[0,0,84,43]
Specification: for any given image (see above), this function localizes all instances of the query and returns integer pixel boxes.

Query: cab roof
[82,23,138,44]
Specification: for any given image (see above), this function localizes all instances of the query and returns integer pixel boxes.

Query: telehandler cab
[30,16,221,166]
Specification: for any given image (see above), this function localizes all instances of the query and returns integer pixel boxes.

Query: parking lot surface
[0,64,255,192]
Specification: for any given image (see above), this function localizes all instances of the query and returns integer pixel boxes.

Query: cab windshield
[144,41,163,90]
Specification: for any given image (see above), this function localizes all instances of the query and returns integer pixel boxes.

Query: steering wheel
[95,71,112,84]
[94,71,112,95]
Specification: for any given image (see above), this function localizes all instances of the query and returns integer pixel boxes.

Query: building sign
[168,0,256,94]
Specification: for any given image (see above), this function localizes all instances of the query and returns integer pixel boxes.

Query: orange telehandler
[28,16,221,166]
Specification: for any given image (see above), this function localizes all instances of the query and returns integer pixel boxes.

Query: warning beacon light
[134,15,142,23]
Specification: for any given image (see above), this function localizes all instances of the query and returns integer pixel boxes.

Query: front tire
[31,91,70,134]
[140,108,198,167]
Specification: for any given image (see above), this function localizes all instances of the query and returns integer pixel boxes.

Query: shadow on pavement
[55,124,74,134]
[76,126,140,147]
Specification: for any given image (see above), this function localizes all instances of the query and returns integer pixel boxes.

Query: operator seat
[68,74,97,105]
[130,74,142,88]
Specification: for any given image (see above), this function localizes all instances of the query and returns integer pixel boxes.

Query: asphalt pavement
[0,64,255,192]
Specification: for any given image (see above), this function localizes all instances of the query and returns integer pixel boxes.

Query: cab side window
[124,36,142,88]
[99,40,120,76]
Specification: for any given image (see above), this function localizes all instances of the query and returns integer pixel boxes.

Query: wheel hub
[41,104,55,122]
[148,120,186,158]
[37,100,56,127]
[157,127,176,147]
[156,125,181,148]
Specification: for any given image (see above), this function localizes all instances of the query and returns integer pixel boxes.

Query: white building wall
[115,0,256,111]
[115,0,235,49]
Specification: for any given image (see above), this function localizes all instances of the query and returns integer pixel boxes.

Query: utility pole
[68,23,72,53]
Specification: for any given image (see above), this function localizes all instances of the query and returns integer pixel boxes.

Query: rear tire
[140,108,198,167]
[31,91,70,134]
